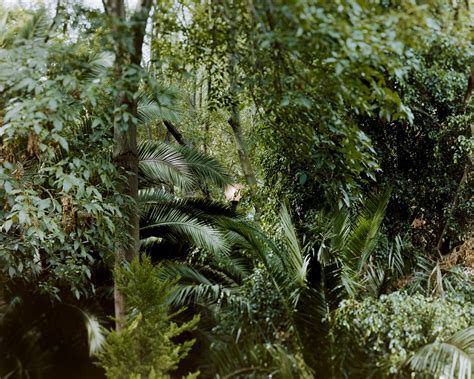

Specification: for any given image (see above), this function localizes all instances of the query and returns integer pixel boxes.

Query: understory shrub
[332,292,473,378]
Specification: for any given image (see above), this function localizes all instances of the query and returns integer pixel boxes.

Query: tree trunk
[228,107,258,194]
[225,1,260,220]
[106,0,152,331]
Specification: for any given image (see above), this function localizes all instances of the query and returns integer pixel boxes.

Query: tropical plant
[2,2,473,379]
[313,189,393,302]
[159,205,313,377]
[159,190,406,376]
[137,139,233,258]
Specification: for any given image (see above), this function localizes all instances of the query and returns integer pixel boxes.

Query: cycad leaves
[408,327,474,379]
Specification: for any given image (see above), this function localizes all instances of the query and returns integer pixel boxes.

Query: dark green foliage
[161,209,314,377]
[0,7,122,297]
[0,280,107,379]
[364,31,474,252]
[136,139,234,259]
[138,140,231,192]
[1,1,473,379]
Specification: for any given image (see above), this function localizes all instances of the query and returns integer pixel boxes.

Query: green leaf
[63,176,73,193]
[3,219,13,232]
[4,180,13,193]
[18,209,28,224]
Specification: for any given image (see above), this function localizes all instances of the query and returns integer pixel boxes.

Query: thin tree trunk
[228,108,258,193]
[106,0,152,331]
[225,1,260,220]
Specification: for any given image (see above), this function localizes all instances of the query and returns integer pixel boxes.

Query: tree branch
[163,120,187,146]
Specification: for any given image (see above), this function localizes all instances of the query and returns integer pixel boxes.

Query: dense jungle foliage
[0,0,473,378]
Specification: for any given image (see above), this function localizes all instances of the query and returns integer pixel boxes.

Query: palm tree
[136,139,233,258]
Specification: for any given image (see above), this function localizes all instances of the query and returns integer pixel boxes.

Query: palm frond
[316,207,350,267]
[176,144,232,190]
[365,263,386,298]
[280,205,309,288]
[315,189,391,301]
[139,188,235,219]
[346,188,391,271]
[140,236,162,251]
[82,311,105,356]
[216,218,293,293]
[75,51,114,83]
[221,216,313,317]
[137,90,181,125]
[387,235,405,277]
[87,51,114,70]
[138,140,193,190]
[407,327,474,379]
[160,263,225,305]
[0,10,12,48]
[140,200,228,255]
[216,252,254,283]
[138,188,175,205]
[365,235,406,297]
[16,8,50,42]
[330,207,352,255]
[406,255,436,294]
[160,263,250,313]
